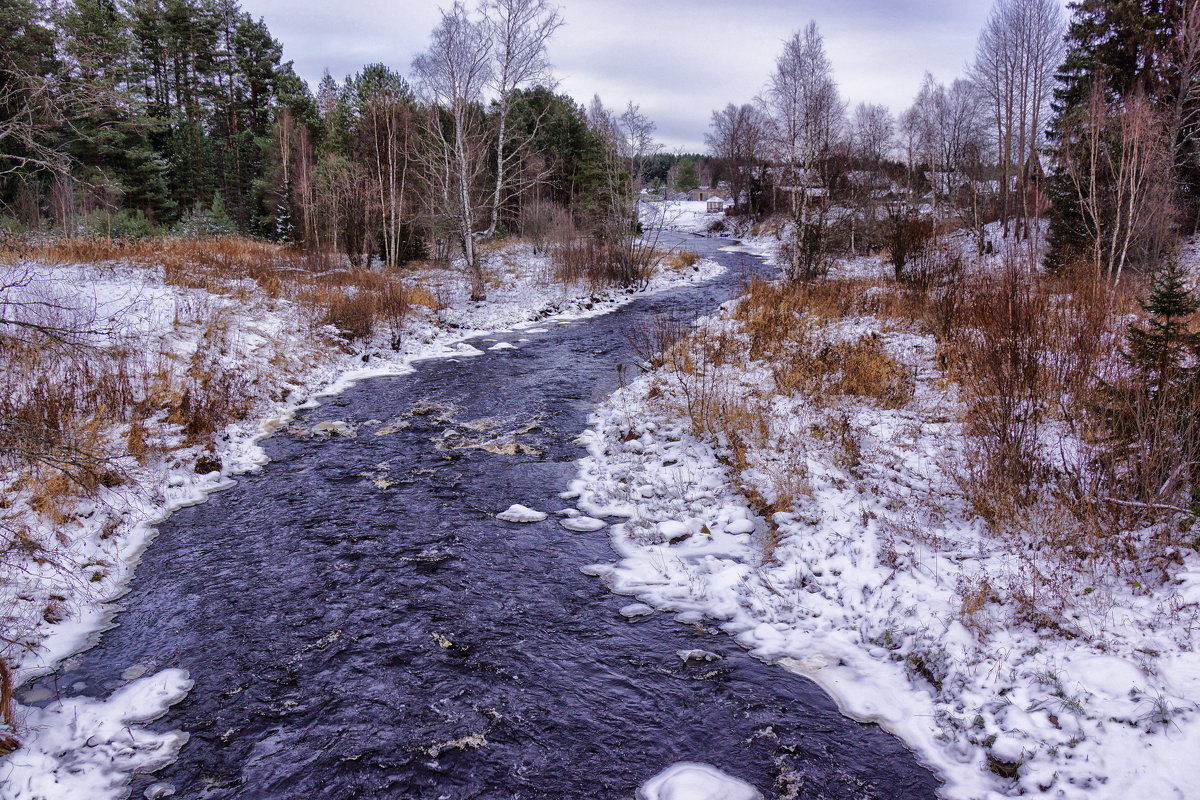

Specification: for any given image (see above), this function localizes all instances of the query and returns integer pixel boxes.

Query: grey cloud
[241,0,1067,151]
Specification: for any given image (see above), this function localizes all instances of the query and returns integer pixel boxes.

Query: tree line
[9,0,1200,287]
[703,0,1200,283]
[3,0,682,297]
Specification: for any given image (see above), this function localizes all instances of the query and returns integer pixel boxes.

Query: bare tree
[1164,1,1200,232]
[905,73,944,206]
[971,0,1066,240]
[586,96,664,286]
[705,102,769,213]
[0,70,70,179]
[352,69,419,267]
[851,102,894,167]
[845,102,895,252]
[413,2,494,299]
[762,21,846,280]
[1058,83,1174,282]
[483,0,562,237]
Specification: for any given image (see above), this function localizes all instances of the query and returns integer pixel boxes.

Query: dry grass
[730,278,915,409]
[7,236,423,344]
[630,275,918,560]
[0,235,430,543]
[663,249,700,271]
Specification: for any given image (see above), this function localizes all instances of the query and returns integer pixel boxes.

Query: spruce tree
[1127,258,1200,399]
[1046,0,1173,272]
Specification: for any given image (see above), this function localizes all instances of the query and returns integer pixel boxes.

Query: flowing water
[37,236,940,799]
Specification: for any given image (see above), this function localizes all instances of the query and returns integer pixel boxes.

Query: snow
[496,504,547,523]
[560,516,608,532]
[0,669,192,800]
[643,201,729,237]
[636,762,762,800]
[1,240,725,795]
[569,227,1200,798]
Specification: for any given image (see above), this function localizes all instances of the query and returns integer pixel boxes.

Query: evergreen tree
[674,157,699,192]
[1127,257,1200,398]
[506,87,609,216]
[60,0,173,223]
[1046,1,1176,273]
[1053,0,1167,113]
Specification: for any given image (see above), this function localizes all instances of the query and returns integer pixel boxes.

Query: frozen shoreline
[566,218,1200,799]
[0,244,723,799]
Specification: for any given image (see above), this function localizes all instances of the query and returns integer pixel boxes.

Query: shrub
[952,260,1053,516]
[322,290,377,342]
[883,203,936,281]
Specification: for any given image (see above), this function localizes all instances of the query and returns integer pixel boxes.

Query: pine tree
[61,0,173,224]
[674,158,700,192]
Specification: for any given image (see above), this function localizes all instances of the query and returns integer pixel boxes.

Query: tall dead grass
[7,236,420,345]
[630,277,916,557]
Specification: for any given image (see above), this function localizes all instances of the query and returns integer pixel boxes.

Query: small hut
[706,196,726,214]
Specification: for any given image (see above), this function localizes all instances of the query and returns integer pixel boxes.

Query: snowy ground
[0,242,722,799]
[645,200,731,237]
[564,229,1200,798]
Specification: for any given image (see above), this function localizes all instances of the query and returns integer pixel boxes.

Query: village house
[687,188,729,202]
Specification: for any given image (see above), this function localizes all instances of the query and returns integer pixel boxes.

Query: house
[706,196,726,213]
[687,188,729,202]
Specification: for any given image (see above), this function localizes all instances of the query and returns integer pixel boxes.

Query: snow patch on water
[560,516,607,532]
[636,762,762,800]
[496,504,547,523]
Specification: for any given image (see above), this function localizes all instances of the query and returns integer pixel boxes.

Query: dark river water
[36,235,940,799]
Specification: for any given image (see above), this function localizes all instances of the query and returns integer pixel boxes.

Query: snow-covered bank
[0,242,722,798]
[567,235,1200,798]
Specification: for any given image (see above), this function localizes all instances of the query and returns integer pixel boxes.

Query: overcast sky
[238,0,1066,152]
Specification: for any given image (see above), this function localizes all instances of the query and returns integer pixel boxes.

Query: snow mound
[658,520,691,543]
[496,504,547,523]
[488,341,516,350]
[1,669,193,800]
[724,519,755,535]
[560,516,607,532]
[636,762,762,800]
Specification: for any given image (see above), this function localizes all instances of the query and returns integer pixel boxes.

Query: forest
[6,1,1200,797]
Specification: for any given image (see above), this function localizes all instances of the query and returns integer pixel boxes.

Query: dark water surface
[43,235,940,799]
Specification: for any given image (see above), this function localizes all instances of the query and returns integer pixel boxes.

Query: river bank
[572,219,1200,799]
[0,242,723,799]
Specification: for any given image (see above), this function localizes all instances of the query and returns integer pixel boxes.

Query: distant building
[687,188,729,202]
[706,196,726,213]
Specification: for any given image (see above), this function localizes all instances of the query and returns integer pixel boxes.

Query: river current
[39,235,940,799]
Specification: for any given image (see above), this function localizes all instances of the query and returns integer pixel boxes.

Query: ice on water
[636,762,762,800]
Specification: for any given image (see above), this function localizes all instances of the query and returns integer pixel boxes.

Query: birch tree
[763,21,845,280]
[413,2,493,299]
[483,0,562,236]
[704,102,769,212]
[971,0,1066,239]
[1059,83,1173,283]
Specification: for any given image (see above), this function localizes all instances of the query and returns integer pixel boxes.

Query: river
[36,235,940,799]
